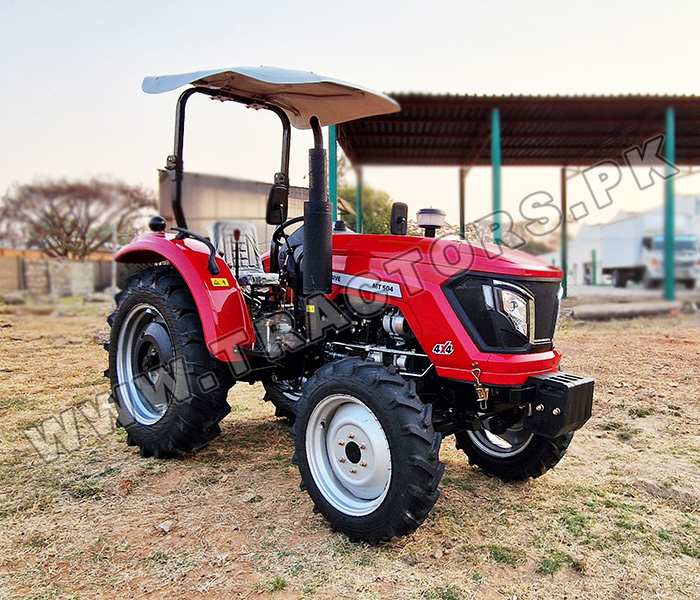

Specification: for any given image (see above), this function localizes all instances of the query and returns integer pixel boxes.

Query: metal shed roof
[337,94,700,167]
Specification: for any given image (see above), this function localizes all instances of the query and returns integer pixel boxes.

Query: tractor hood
[333,235,562,280]
[142,66,400,129]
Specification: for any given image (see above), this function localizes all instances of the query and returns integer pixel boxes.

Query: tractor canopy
[142,66,400,129]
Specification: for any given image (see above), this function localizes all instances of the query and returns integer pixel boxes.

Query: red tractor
[108,67,594,544]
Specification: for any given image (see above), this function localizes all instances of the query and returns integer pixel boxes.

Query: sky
[2,0,700,229]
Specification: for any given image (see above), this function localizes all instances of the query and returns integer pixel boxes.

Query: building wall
[0,257,23,294]
[158,171,309,250]
[48,261,95,297]
[0,249,112,296]
[24,259,50,295]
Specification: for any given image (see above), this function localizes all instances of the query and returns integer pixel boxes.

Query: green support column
[561,167,568,298]
[328,125,338,221]
[491,108,502,243]
[591,249,597,286]
[664,108,676,301]
[459,167,466,240]
[355,166,363,233]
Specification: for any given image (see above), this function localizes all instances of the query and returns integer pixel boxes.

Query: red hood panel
[332,234,562,280]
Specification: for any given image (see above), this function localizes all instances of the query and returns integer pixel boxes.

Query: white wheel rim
[116,303,173,426]
[306,394,392,517]
[466,427,533,458]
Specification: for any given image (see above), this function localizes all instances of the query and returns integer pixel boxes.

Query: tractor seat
[210,221,280,286]
[237,272,281,286]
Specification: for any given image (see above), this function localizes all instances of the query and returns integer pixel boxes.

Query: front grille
[520,279,561,344]
[442,273,561,354]
[675,260,695,268]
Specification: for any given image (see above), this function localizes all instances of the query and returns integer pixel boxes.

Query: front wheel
[292,358,444,544]
[455,426,573,482]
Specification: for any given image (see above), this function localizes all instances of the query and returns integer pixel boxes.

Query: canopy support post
[561,167,568,299]
[591,248,597,286]
[664,107,676,302]
[355,166,363,233]
[459,167,466,240]
[329,125,338,221]
[491,108,502,243]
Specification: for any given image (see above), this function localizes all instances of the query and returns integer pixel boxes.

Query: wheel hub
[325,404,391,500]
[345,441,362,464]
[116,304,175,425]
[134,321,172,386]
[306,395,392,516]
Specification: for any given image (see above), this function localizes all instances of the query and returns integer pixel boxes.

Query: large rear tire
[292,358,444,544]
[455,426,573,482]
[107,266,231,458]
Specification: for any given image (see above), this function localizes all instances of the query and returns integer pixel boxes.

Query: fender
[115,232,254,362]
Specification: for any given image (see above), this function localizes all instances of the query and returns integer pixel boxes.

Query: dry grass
[1,301,699,599]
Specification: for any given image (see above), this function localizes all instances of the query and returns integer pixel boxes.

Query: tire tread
[106,265,231,458]
[293,357,444,544]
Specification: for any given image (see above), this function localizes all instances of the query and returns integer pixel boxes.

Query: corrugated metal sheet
[337,94,700,167]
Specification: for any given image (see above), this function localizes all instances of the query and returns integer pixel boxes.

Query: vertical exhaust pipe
[303,116,332,295]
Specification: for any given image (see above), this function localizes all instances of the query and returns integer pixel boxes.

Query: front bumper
[522,372,594,438]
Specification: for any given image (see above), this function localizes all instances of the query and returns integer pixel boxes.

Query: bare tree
[0,179,157,260]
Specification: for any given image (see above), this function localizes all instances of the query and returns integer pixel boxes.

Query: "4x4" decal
[432,341,454,355]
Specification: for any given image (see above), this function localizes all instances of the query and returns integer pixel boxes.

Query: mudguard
[115,232,254,362]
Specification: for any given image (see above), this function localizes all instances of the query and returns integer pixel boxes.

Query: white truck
[600,213,700,289]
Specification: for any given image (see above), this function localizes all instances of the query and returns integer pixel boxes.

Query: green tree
[335,155,393,234]
[339,183,393,234]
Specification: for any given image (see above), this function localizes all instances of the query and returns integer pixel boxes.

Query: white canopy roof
[142,66,400,129]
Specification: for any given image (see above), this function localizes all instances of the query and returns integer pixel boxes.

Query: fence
[0,249,112,297]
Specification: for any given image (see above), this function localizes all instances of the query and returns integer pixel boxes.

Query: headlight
[445,274,557,353]
[499,289,529,337]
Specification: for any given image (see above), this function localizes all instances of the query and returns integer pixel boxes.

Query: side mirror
[390,202,408,236]
[266,180,289,225]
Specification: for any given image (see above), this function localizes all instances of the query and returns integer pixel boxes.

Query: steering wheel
[270,216,305,272]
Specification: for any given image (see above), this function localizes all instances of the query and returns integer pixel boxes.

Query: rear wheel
[262,377,305,423]
[292,358,443,544]
[455,425,573,482]
[107,266,231,457]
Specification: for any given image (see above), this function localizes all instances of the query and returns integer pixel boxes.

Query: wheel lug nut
[359,443,366,450]
[338,457,346,463]
[338,440,344,446]
[349,467,357,474]
[360,461,367,467]
[348,432,355,439]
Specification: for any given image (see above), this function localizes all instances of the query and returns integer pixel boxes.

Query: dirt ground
[0,300,699,600]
